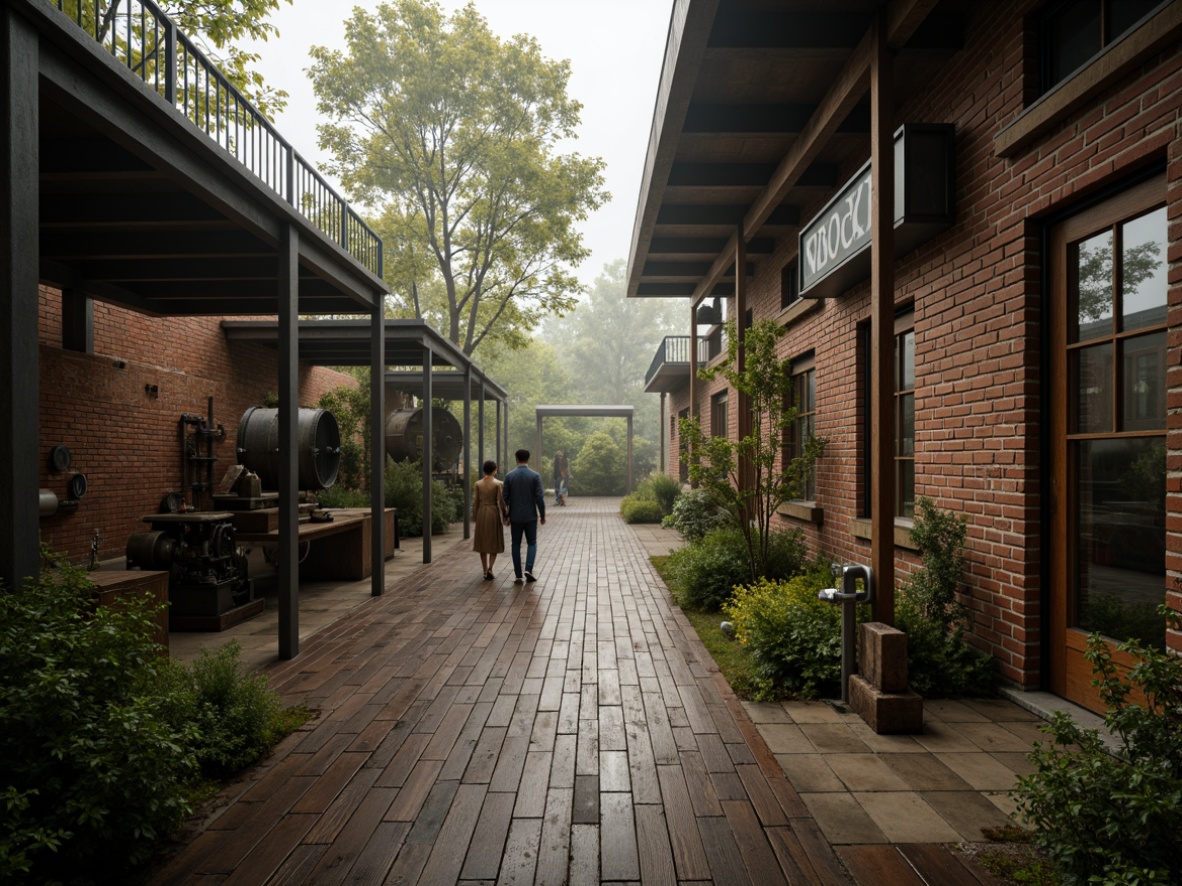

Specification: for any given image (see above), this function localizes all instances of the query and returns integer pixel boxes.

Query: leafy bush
[316,485,370,508]
[1014,608,1182,885]
[571,431,626,495]
[384,458,461,536]
[648,473,682,515]
[723,574,856,700]
[895,498,996,697]
[1,558,196,880]
[666,526,806,611]
[156,642,283,780]
[620,497,664,524]
[662,489,728,542]
[317,382,370,493]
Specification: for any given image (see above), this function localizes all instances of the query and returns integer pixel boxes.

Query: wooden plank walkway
[148,497,1001,885]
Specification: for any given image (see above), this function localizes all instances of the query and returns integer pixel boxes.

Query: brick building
[631,0,1181,713]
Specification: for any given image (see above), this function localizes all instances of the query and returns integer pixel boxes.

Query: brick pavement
[149,496,1020,885]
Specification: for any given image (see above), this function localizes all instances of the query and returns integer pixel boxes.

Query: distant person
[472,460,507,580]
[502,448,545,582]
[553,449,571,506]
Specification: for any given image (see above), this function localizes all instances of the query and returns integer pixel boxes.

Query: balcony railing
[47,0,383,277]
[645,335,718,388]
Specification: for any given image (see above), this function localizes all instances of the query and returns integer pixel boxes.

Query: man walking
[502,448,545,582]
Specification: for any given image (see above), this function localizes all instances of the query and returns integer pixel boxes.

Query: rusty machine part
[126,511,251,619]
[181,397,226,509]
[236,406,341,492]
[384,407,463,474]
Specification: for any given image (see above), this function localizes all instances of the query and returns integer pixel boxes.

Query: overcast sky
[242,0,673,286]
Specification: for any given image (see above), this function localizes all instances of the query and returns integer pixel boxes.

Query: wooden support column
[0,7,39,593]
[870,14,896,624]
[735,234,750,497]
[369,306,385,596]
[421,347,433,564]
[689,301,699,423]
[462,363,471,540]
[277,224,300,658]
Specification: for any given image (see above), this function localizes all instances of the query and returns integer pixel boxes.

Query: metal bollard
[817,563,874,703]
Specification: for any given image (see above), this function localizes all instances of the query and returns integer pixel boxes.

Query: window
[860,310,915,518]
[780,261,800,311]
[711,391,729,439]
[895,322,915,519]
[784,354,816,500]
[1039,0,1163,93]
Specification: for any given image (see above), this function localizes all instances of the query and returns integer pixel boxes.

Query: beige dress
[472,479,505,554]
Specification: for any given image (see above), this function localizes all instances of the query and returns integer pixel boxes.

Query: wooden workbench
[234,507,397,581]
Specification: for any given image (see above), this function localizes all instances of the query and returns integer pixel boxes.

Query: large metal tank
[237,406,341,491]
[384,407,462,473]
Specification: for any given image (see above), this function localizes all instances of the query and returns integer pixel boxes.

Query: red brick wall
[38,288,359,566]
[663,0,1182,686]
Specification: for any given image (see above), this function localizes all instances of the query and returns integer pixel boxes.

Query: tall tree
[309,1,608,355]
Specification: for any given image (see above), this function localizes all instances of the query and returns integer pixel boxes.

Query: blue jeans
[510,520,538,577]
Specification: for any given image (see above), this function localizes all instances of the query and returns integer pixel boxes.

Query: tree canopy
[309,0,608,355]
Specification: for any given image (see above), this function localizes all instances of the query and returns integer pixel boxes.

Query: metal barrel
[237,406,341,491]
[384,407,463,473]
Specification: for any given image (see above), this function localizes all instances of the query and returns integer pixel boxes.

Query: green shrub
[384,458,460,536]
[666,527,805,611]
[620,497,664,524]
[1,559,196,880]
[648,473,682,515]
[895,497,996,697]
[1014,608,1182,885]
[156,642,283,780]
[315,485,370,508]
[662,489,728,542]
[723,574,856,699]
[571,431,626,495]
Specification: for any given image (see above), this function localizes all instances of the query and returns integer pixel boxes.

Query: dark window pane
[1071,343,1113,433]
[1073,436,1166,649]
[1107,0,1162,40]
[1121,331,1166,432]
[896,330,915,390]
[897,459,915,519]
[898,393,914,457]
[1071,229,1114,342]
[1046,0,1101,87]
[1121,207,1167,332]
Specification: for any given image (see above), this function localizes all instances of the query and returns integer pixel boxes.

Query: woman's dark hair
[483,460,497,475]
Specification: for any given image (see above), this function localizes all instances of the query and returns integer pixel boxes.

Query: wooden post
[870,13,896,624]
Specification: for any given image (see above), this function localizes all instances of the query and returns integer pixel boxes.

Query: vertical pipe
[870,13,896,624]
[277,224,300,658]
[370,301,385,595]
[0,8,40,593]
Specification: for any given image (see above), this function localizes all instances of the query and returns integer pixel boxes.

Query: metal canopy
[626,0,968,301]
[535,406,635,493]
[222,319,511,564]
[2,0,389,661]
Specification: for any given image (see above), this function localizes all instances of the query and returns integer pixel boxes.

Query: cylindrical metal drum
[237,406,341,491]
[126,530,176,570]
[384,407,463,473]
[39,489,58,517]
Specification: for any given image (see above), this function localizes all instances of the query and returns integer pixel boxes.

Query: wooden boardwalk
[148,497,1003,885]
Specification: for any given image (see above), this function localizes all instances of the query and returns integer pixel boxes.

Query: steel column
[463,362,471,540]
[421,345,433,564]
[0,7,39,593]
[277,224,300,658]
[370,309,385,596]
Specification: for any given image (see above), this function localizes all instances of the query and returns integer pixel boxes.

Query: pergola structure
[2,0,388,659]
[535,406,635,494]
[221,320,509,564]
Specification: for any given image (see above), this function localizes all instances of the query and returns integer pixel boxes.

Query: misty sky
[242,0,673,286]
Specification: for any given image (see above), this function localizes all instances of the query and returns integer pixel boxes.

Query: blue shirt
[502,465,545,523]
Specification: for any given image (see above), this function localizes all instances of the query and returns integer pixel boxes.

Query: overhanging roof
[627,0,967,301]
[536,405,635,419]
[385,371,508,403]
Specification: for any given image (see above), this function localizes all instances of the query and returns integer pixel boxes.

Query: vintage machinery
[126,511,255,626]
[384,407,463,475]
[237,406,341,491]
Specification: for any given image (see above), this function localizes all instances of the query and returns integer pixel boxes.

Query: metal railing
[47,0,383,277]
[645,335,715,386]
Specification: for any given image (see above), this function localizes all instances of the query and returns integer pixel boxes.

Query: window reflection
[1071,229,1113,342]
[1121,207,1166,332]
[1073,437,1166,650]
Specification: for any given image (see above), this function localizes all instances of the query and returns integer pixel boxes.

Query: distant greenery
[572,431,627,495]
[620,498,664,524]
[1,552,303,882]
[384,458,462,536]
[620,473,683,524]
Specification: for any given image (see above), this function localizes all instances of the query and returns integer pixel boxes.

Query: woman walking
[472,460,507,579]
